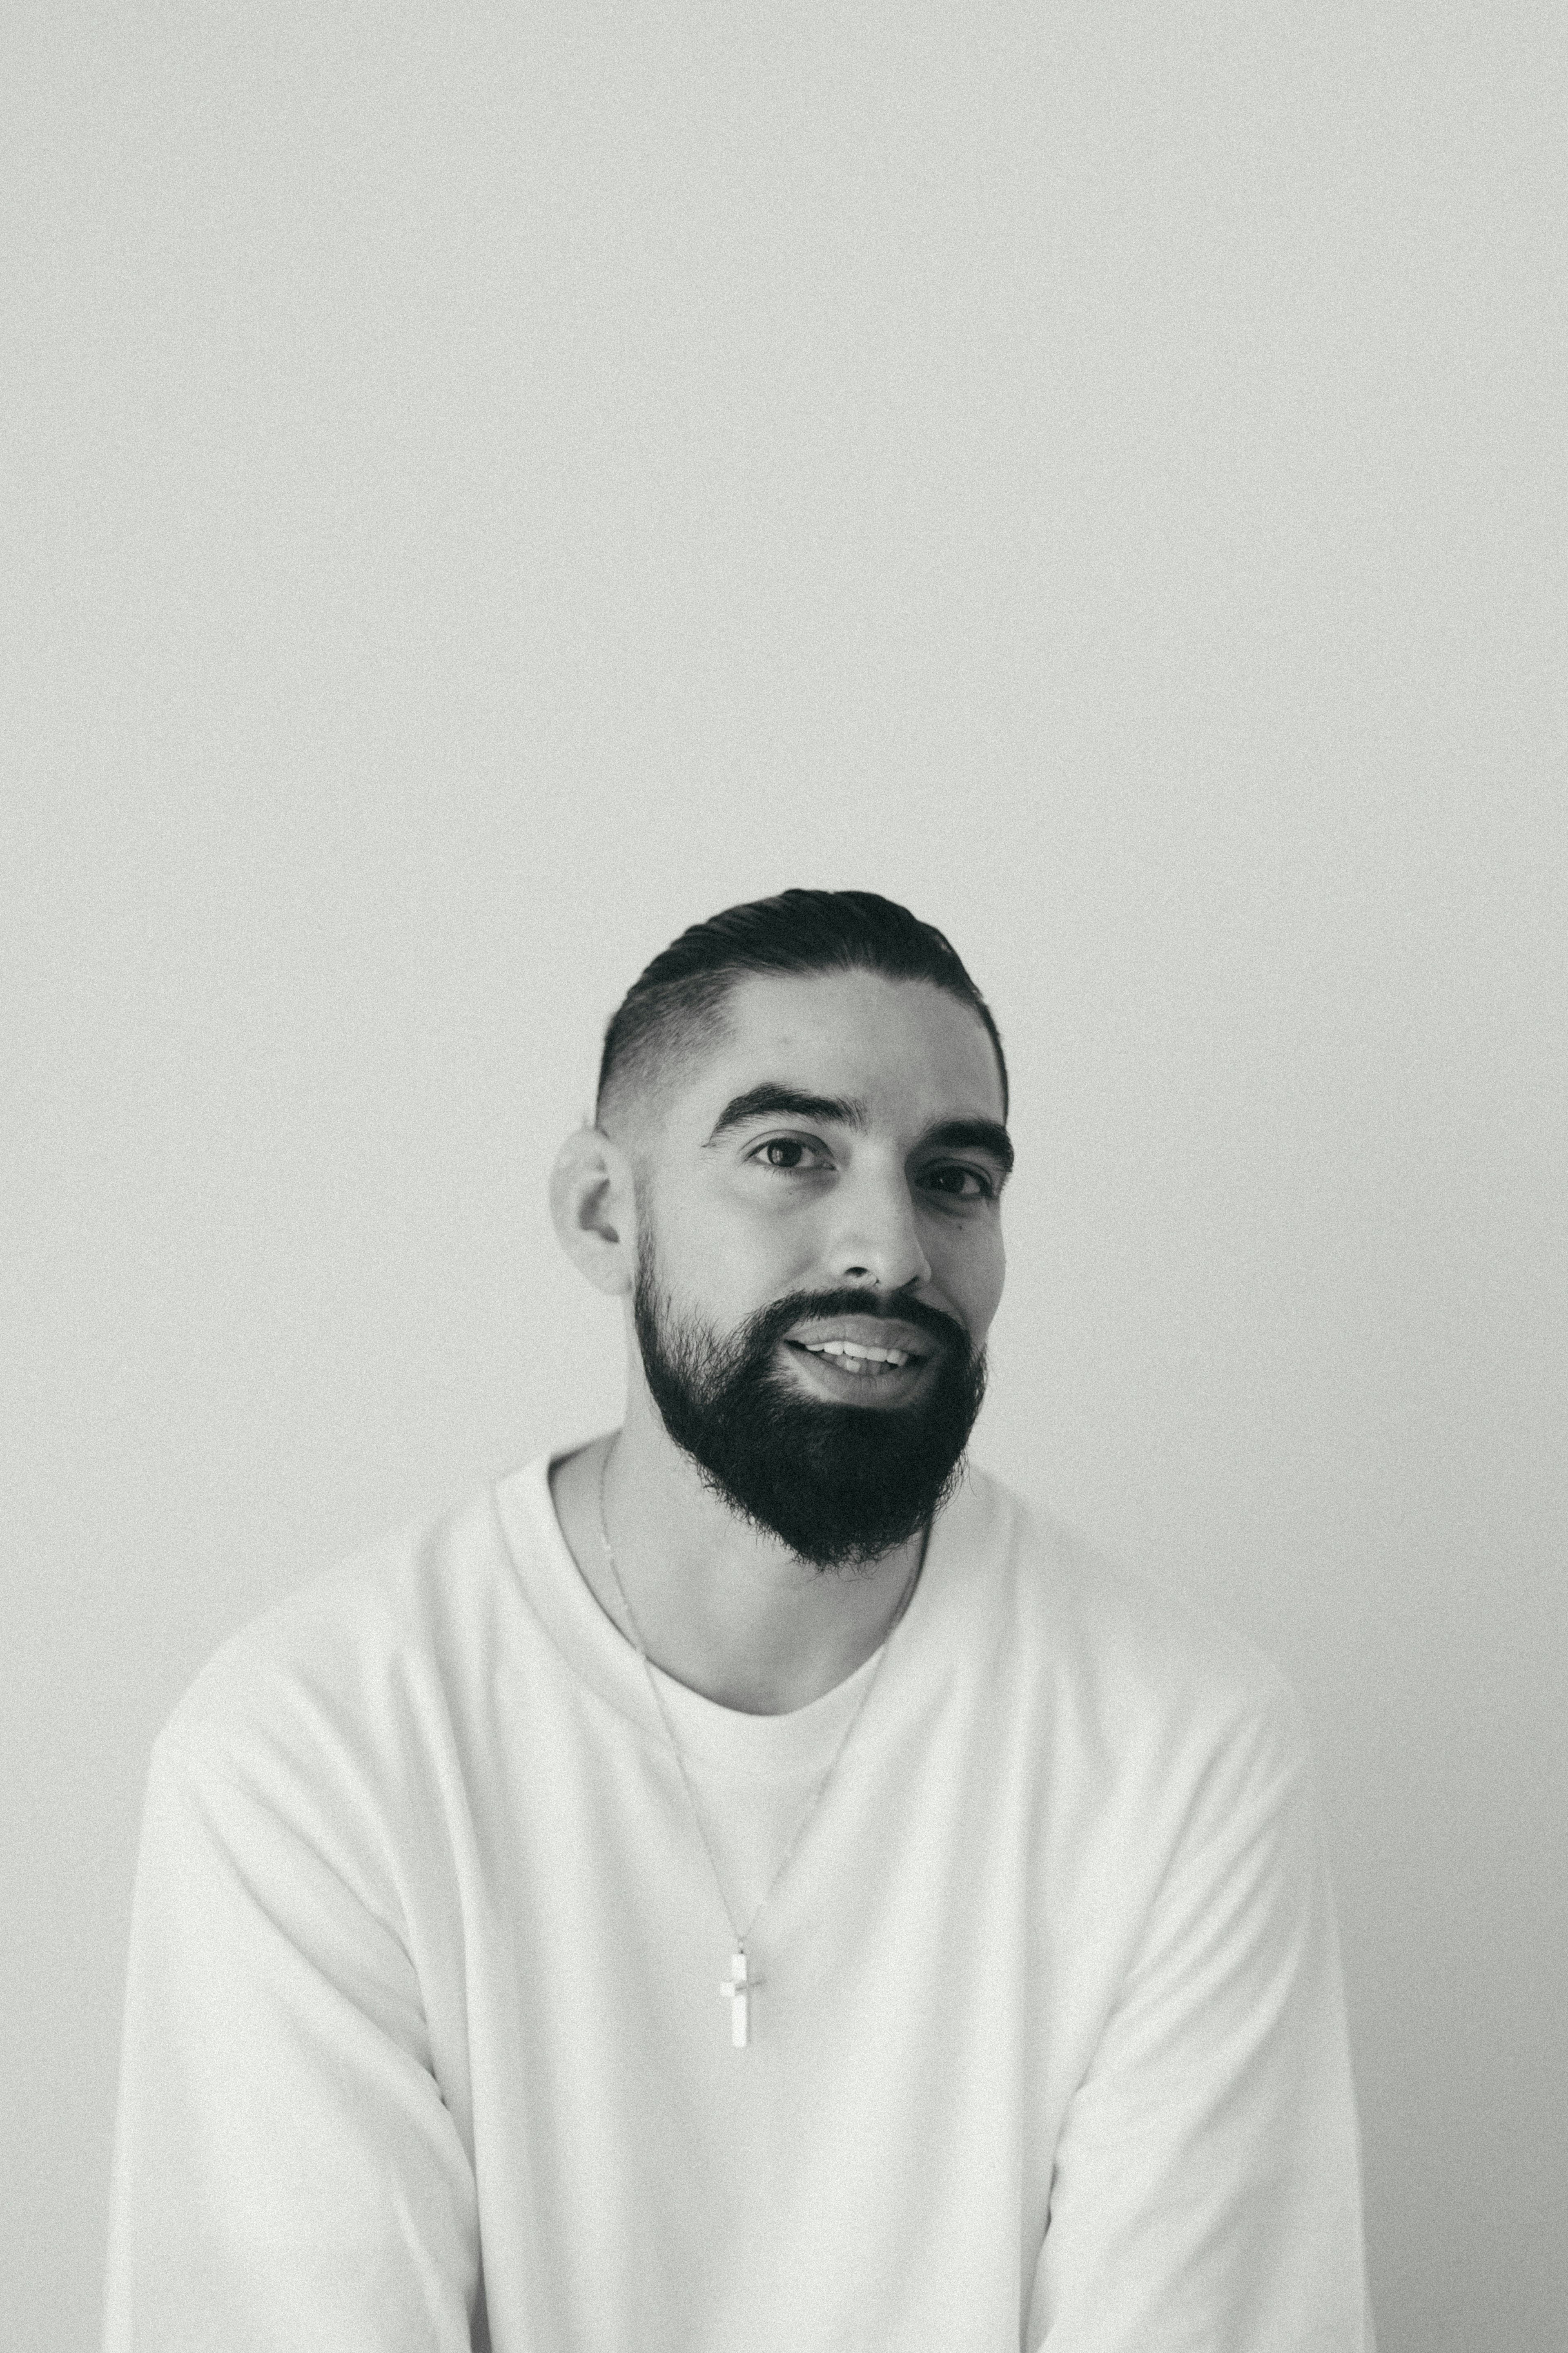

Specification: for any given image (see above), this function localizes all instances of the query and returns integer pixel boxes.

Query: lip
[782,1314,942,1362]
[782,1340,934,1408]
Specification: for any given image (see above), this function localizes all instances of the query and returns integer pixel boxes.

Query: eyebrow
[704,1084,1014,1177]
[920,1118,1016,1177]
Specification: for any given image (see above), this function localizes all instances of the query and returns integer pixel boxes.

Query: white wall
[5,7,1563,2347]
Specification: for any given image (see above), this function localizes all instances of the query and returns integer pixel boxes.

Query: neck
[549,1392,925,1715]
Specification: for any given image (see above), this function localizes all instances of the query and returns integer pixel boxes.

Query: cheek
[944,1222,1005,1332]
[649,1191,802,1316]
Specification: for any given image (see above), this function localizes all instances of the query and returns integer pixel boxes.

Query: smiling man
[104,890,1374,2352]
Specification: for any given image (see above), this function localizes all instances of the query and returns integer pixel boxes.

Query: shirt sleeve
[1027,1683,1375,2353]
[102,1730,482,2353]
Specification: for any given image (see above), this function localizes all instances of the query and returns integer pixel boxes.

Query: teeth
[802,1340,913,1368]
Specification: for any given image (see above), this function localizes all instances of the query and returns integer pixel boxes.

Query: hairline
[596,962,1008,1147]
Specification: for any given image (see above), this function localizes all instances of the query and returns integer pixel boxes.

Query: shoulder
[155,1473,528,1804]
[944,1462,1306,1780]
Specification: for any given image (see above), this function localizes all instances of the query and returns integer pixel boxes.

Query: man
[104,889,1374,2350]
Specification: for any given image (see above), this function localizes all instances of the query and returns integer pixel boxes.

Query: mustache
[737,1288,971,1361]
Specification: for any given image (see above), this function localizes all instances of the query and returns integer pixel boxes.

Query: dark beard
[632,1234,987,1570]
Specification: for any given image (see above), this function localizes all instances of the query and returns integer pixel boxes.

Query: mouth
[785,1336,921,1374]
[788,1339,922,1374]
[780,1321,942,1405]
[784,1313,941,1364]
[782,1344,930,1404]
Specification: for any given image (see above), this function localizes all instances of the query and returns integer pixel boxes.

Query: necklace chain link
[595,1446,923,1958]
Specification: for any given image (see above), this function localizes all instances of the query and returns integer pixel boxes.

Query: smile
[800,1339,917,1369]
[783,1340,931,1394]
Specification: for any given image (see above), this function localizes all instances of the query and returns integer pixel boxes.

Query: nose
[827,1162,933,1294]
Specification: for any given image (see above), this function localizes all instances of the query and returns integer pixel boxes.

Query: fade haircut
[595,888,1008,1133]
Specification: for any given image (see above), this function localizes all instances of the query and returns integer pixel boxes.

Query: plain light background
[4,5,1564,2347]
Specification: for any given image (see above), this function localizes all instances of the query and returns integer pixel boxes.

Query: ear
[549,1125,639,1298]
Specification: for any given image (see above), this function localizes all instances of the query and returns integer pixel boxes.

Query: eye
[922,1164,996,1201]
[749,1135,833,1172]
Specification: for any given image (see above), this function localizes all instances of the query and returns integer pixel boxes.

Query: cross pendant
[719,1947,759,2048]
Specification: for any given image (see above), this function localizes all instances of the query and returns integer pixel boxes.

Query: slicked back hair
[595,889,1008,1132]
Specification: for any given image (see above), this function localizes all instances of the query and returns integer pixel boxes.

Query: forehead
[674,968,1005,1133]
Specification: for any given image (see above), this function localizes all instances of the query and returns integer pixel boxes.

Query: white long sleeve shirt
[104,1452,1374,2351]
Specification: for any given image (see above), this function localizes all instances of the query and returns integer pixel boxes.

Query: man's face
[624,968,1010,1568]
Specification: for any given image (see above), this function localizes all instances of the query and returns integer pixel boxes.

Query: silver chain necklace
[596,1449,924,2048]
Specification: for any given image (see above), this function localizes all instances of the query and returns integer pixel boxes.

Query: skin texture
[549,968,1010,1713]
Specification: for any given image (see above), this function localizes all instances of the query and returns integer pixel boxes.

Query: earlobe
[549,1127,637,1298]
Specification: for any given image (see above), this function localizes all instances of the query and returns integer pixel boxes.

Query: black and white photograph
[4,7,1563,2349]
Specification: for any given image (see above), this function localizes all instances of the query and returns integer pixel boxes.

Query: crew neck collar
[492,1444,973,1770]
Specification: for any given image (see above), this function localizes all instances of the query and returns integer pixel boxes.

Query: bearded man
[103,890,1374,2351]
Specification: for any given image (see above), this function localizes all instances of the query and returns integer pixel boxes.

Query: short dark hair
[596,888,1008,1127]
